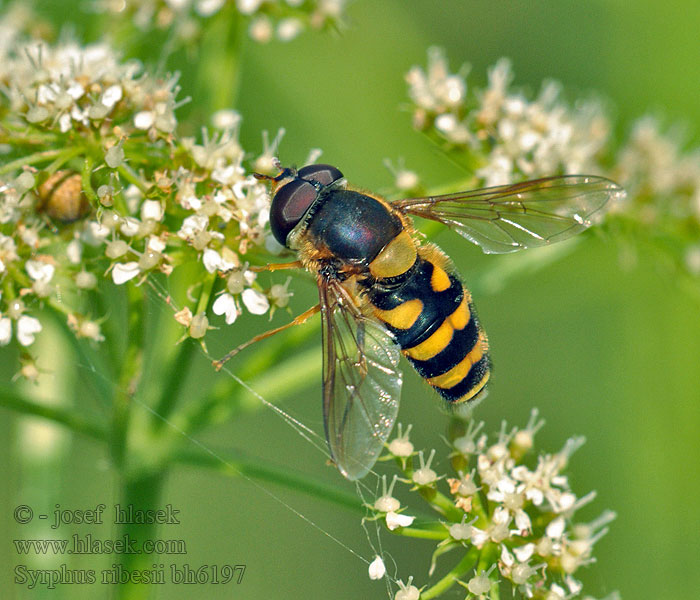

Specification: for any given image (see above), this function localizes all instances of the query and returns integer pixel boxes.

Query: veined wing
[320,278,402,480]
[394,175,625,254]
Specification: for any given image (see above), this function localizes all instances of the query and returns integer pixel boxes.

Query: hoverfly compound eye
[297,164,344,187]
[269,179,318,246]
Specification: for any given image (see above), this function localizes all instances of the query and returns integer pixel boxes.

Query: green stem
[174,447,363,513]
[195,6,244,113]
[81,154,99,204]
[46,145,85,174]
[0,148,67,175]
[117,163,150,194]
[196,271,217,315]
[390,522,447,540]
[116,471,167,600]
[416,485,465,521]
[420,546,480,600]
[0,386,105,440]
[152,339,196,430]
[110,284,145,469]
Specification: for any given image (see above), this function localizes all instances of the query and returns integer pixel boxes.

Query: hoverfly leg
[213,303,321,371]
[249,260,304,273]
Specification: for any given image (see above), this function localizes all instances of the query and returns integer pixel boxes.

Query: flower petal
[17,315,42,346]
[112,262,140,285]
[241,288,269,315]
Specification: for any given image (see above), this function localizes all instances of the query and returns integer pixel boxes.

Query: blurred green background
[1,0,699,599]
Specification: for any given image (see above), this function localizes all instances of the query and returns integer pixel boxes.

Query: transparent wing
[394,175,625,254]
[320,278,402,480]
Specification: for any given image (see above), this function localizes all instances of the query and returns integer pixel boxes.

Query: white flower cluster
[615,116,700,216]
[611,116,700,276]
[0,35,179,137]
[406,49,611,186]
[95,0,348,44]
[0,23,297,355]
[373,411,616,599]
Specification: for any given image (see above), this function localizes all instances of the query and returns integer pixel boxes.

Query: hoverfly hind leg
[213,303,321,371]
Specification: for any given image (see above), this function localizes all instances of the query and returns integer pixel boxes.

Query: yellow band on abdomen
[426,335,485,389]
[404,320,454,360]
[374,298,423,330]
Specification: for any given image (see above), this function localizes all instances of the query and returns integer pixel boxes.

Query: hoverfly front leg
[248,260,304,272]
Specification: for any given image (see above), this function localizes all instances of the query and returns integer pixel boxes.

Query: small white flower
[146,235,167,253]
[196,0,225,17]
[119,217,141,237]
[179,214,209,238]
[212,109,241,130]
[374,475,401,512]
[387,423,414,457]
[269,277,293,308]
[566,575,583,595]
[140,200,164,222]
[189,312,209,339]
[385,511,415,531]
[546,516,566,540]
[112,262,140,285]
[17,315,42,346]
[467,569,493,595]
[105,143,125,168]
[66,239,82,263]
[58,112,72,132]
[26,260,55,283]
[82,221,110,245]
[0,317,11,346]
[513,543,535,563]
[469,526,488,549]
[276,18,303,42]
[412,449,438,486]
[106,240,130,259]
[174,307,193,327]
[249,16,273,43]
[134,111,155,130]
[213,293,238,325]
[237,0,264,15]
[241,288,269,315]
[78,320,105,342]
[75,270,97,289]
[449,518,476,541]
[202,248,237,273]
[514,508,532,533]
[453,419,484,455]
[548,583,568,599]
[394,578,420,600]
[368,555,386,580]
[100,85,122,108]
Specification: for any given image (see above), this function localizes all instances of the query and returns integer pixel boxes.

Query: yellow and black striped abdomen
[367,250,490,404]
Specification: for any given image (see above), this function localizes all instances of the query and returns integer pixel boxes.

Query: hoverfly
[215,163,624,480]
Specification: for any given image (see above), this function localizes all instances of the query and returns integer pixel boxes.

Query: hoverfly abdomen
[368,250,490,404]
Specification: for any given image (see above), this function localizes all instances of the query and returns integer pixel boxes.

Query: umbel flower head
[368,410,617,599]
[0,18,308,362]
[94,0,349,44]
[405,48,700,283]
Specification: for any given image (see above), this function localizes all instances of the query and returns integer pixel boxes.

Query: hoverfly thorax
[265,163,346,248]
